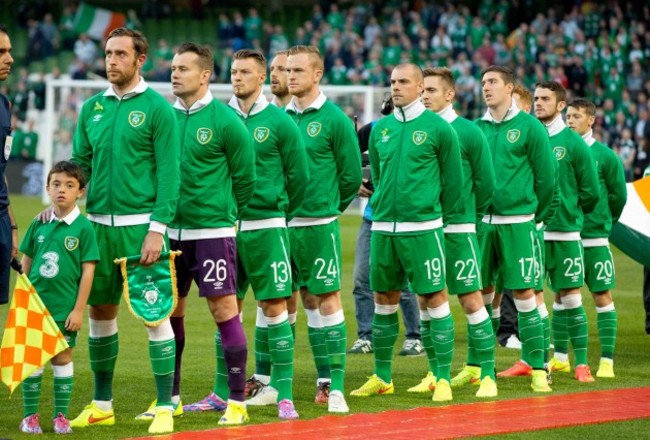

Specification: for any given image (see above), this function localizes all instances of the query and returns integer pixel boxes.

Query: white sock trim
[93,400,113,411]
[374,303,399,315]
[514,296,536,312]
[554,352,568,362]
[419,310,430,321]
[253,374,271,385]
[265,310,289,326]
[305,308,323,328]
[53,362,73,377]
[482,292,495,305]
[466,308,489,325]
[596,303,615,313]
[29,367,44,378]
[256,306,268,328]
[147,319,174,341]
[321,309,345,327]
[89,318,117,338]
[428,302,451,319]
[537,303,549,319]
[288,312,297,325]
[492,306,501,318]
[317,378,331,386]
[552,302,565,312]
[560,293,582,309]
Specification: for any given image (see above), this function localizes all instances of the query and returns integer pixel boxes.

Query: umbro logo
[277,340,289,347]
[230,367,242,374]
[214,281,223,289]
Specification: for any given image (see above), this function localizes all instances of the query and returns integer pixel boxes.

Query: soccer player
[284,45,362,413]
[226,49,307,419]
[475,66,556,393]
[418,67,498,398]
[270,50,291,108]
[19,161,98,434]
[533,81,599,382]
[565,98,626,378]
[0,24,18,307]
[156,43,256,426]
[69,28,180,435]
[350,63,463,402]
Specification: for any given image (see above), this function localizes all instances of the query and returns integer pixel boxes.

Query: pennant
[0,274,69,394]
[114,251,181,327]
[610,176,650,267]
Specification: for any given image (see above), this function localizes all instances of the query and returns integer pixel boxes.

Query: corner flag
[0,274,69,394]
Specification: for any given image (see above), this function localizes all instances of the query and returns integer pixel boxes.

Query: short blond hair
[423,67,455,89]
[287,45,324,70]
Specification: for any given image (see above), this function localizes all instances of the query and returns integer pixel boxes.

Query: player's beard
[233,87,256,101]
[271,82,288,98]
[108,60,139,89]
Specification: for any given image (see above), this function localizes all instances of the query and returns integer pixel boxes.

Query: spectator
[39,13,58,58]
[615,128,637,181]
[73,33,97,66]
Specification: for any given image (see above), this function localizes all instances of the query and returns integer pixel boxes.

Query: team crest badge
[553,146,567,160]
[254,127,270,143]
[128,111,146,127]
[64,236,79,251]
[197,128,213,145]
[412,130,427,145]
[93,102,103,112]
[506,129,520,143]
[307,122,322,137]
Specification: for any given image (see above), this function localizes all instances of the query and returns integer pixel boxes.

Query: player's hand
[358,180,373,197]
[65,310,83,332]
[36,206,54,223]
[140,231,164,265]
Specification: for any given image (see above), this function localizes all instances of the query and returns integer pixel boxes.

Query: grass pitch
[1,195,649,439]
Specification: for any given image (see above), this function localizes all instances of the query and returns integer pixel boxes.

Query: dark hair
[232,48,266,68]
[535,80,567,102]
[568,98,596,117]
[481,65,515,85]
[107,27,148,56]
[423,67,455,88]
[0,24,8,36]
[177,42,214,71]
[47,161,87,189]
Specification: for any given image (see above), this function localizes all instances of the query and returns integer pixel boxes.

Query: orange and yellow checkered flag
[0,273,69,394]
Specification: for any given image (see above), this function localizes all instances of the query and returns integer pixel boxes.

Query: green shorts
[370,228,446,295]
[56,321,77,348]
[444,232,482,295]
[237,227,293,301]
[544,240,585,291]
[533,225,546,291]
[480,221,537,290]
[583,245,616,293]
[90,223,168,306]
[289,221,342,295]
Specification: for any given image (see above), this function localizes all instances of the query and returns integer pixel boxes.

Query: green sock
[307,326,330,379]
[149,338,175,407]
[22,373,42,417]
[486,303,500,334]
[372,312,399,383]
[420,319,437,376]
[466,322,479,366]
[518,309,544,369]
[469,318,496,380]
[552,306,569,355]
[597,308,618,359]
[290,322,296,341]
[268,319,295,401]
[213,330,229,400]
[89,333,118,401]
[323,320,347,393]
[567,305,589,365]
[53,374,73,417]
[254,325,272,377]
[430,313,455,381]
[542,314,551,363]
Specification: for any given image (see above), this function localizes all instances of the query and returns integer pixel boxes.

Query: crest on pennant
[307,122,322,137]
[506,129,520,143]
[254,127,270,143]
[64,236,79,251]
[412,130,427,145]
[554,146,567,160]
[128,111,146,127]
[197,128,213,145]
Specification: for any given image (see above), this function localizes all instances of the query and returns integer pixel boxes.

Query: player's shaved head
[394,63,423,82]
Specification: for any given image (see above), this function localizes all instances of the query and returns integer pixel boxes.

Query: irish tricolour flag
[73,3,126,41]
[610,176,650,267]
